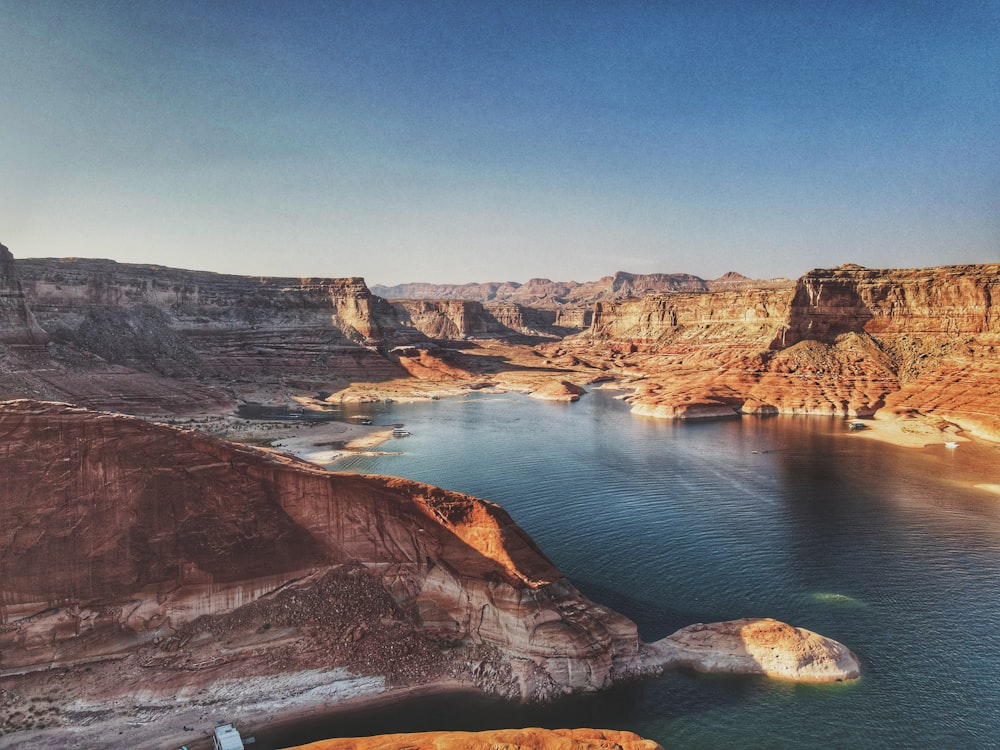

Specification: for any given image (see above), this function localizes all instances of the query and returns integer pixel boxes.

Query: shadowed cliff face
[0,244,47,347]
[781,265,1000,345]
[16,258,399,377]
[0,400,640,700]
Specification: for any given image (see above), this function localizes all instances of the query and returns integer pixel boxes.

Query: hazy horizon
[2,1,997,285]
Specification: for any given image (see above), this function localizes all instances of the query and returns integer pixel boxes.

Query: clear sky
[1,1,997,285]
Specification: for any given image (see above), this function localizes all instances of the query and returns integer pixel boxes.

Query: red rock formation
[0,400,640,701]
[286,727,663,750]
[566,264,1000,436]
[652,618,860,683]
[0,401,859,747]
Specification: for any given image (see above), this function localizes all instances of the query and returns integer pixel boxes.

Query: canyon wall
[9,256,590,412]
[568,264,1000,436]
[16,257,397,377]
[0,400,641,701]
[381,299,583,340]
[0,244,47,347]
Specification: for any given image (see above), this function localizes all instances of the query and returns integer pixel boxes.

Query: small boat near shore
[392,428,411,437]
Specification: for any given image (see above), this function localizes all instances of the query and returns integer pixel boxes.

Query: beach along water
[260,391,1000,748]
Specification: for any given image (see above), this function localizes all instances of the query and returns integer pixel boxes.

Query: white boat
[945,441,959,448]
[392,428,411,437]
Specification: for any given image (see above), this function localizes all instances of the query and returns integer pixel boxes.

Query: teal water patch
[287,391,1000,749]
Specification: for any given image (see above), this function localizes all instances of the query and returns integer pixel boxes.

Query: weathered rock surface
[372,271,788,306]
[383,299,574,340]
[14,248,996,439]
[286,727,663,750]
[0,243,47,347]
[0,400,646,702]
[650,618,861,682]
[563,264,1000,439]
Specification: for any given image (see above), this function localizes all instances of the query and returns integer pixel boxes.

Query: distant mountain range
[372,271,793,307]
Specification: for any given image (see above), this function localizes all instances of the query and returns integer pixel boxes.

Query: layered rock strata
[567,264,1000,437]
[372,271,789,306]
[0,400,642,702]
[0,243,47,347]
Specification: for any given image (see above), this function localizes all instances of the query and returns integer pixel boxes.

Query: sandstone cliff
[378,299,586,340]
[9,255,594,412]
[17,257,394,369]
[0,243,47,347]
[0,400,641,704]
[566,264,1000,437]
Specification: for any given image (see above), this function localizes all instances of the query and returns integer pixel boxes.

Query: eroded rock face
[566,264,1000,437]
[0,400,640,700]
[16,258,398,380]
[650,618,861,682]
[285,727,664,750]
[0,243,47,347]
[0,401,860,747]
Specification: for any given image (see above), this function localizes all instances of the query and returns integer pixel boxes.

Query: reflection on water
[269,392,1000,748]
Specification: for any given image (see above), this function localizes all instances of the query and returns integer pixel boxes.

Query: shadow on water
[570,579,725,643]
[253,674,758,750]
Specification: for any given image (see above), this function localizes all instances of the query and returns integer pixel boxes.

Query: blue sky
[1,0,997,284]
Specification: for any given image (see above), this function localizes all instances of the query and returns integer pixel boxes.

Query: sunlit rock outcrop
[648,618,861,683]
[285,727,664,750]
[565,264,1000,438]
[0,400,858,749]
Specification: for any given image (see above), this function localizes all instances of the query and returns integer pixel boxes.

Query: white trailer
[212,724,245,750]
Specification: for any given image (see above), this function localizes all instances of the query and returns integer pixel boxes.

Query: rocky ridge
[6,249,1000,438]
[372,270,791,305]
[0,244,47,347]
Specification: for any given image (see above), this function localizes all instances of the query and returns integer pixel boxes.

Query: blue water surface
[266,391,1000,749]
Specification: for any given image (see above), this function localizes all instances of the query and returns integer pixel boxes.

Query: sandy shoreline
[166,415,406,465]
[844,409,970,449]
[0,670,484,750]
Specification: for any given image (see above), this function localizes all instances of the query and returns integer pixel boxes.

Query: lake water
[265,390,1000,749]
